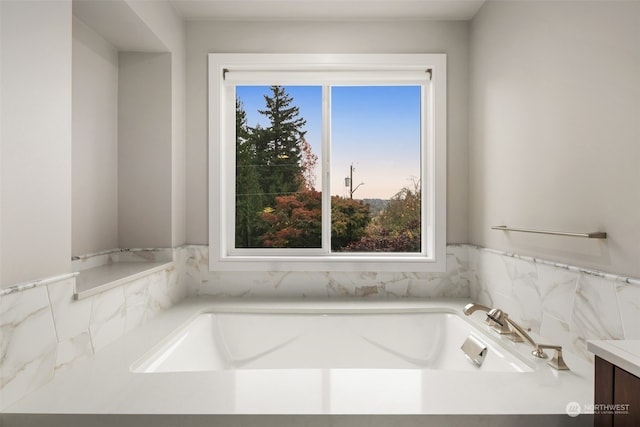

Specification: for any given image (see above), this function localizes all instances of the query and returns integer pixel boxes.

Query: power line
[236,191,309,197]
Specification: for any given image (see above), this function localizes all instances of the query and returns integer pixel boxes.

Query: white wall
[72,16,119,256]
[126,0,186,248]
[1,0,72,287]
[469,1,640,278]
[185,20,470,245]
[118,52,173,248]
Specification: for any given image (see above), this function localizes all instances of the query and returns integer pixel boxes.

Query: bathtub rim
[3,296,594,416]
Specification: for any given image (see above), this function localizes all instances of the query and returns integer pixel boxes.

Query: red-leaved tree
[261,189,322,248]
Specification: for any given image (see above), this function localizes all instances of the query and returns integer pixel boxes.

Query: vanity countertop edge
[588,340,640,378]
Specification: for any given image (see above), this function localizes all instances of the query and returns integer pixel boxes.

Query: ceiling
[168,0,486,21]
[74,0,168,51]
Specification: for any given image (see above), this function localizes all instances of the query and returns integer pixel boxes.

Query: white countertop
[4,297,594,415]
[588,340,640,378]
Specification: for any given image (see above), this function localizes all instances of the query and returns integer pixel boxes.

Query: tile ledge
[73,261,173,300]
[71,247,173,261]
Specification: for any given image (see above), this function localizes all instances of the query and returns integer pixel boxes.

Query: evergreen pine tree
[255,86,307,201]
[235,99,265,247]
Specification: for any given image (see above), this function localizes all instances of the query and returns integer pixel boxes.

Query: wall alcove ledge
[72,248,174,300]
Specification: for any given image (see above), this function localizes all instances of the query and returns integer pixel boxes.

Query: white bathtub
[4,298,593,424]
[133,311,532,373]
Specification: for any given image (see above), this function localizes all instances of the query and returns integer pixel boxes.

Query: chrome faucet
[487,308,569,371]
[462,303,569,371]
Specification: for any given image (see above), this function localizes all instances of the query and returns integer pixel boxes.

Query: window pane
[330,86,422,252]
[235,85,322,248]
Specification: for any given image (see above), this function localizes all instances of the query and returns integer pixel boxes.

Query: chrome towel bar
[492,225,607,239]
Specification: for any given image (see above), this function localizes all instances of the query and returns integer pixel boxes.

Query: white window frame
[209,53,446,272]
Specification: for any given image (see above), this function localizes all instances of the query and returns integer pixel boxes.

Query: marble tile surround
[184,244,472,299]
[468,247,640,362]
[2,243,639,411]
[0,248,188,410]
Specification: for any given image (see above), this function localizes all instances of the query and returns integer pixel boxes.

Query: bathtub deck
[2,297,594,419]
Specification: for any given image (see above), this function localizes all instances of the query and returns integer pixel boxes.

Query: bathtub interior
[132,311,534,373]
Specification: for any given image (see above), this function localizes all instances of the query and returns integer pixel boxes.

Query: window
[209,54,446,272]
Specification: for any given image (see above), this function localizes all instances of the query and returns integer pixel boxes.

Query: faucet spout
[463,303,493,316]
[463,303,513,334]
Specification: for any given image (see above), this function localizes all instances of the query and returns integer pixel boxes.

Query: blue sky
[236,85,421,199]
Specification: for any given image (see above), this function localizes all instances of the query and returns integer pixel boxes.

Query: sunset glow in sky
[236,85,421,200]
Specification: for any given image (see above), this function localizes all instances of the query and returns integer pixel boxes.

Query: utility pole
[349,164,354,199]
[345,163,364,199]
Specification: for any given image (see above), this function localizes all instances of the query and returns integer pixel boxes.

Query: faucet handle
[486,308,522,338]
[548,348,569,371]
[539,344,570,371]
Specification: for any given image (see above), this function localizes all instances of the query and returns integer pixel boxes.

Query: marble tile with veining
[616,281,640,339]
[325,272,376,297]
[504,256,542,332]
[446,244,469,265]
[570,272,625,359]
[351,284,382,297]
[197,280,235,297]
[487,290,523,322]
[185,246,210,293]
[539,312,575,360]
[473,288,494,309]
[476,250,513,297]
[446,246,470,277]
[465,245,479,277]
[147,271,174,318]
[88,287,126,352]
[406,276,435,298]
[123,275,150,333]
[170,248,189,301]
[200,272,242,297]
[207,271,281,297]
[335,272,413,298]
[465,247,482,302]
[438,277,469,298]
[354,273,411,298]
[407,274,458,298]
[325,271,375,289]
[275,271,331,298]
[0,287,58,410]
[380,277,411,297]
[536,263,579,325]
[47,277,92,342]
[54,331,93,374]
[326,279,355,298]
[194,245,473,299]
